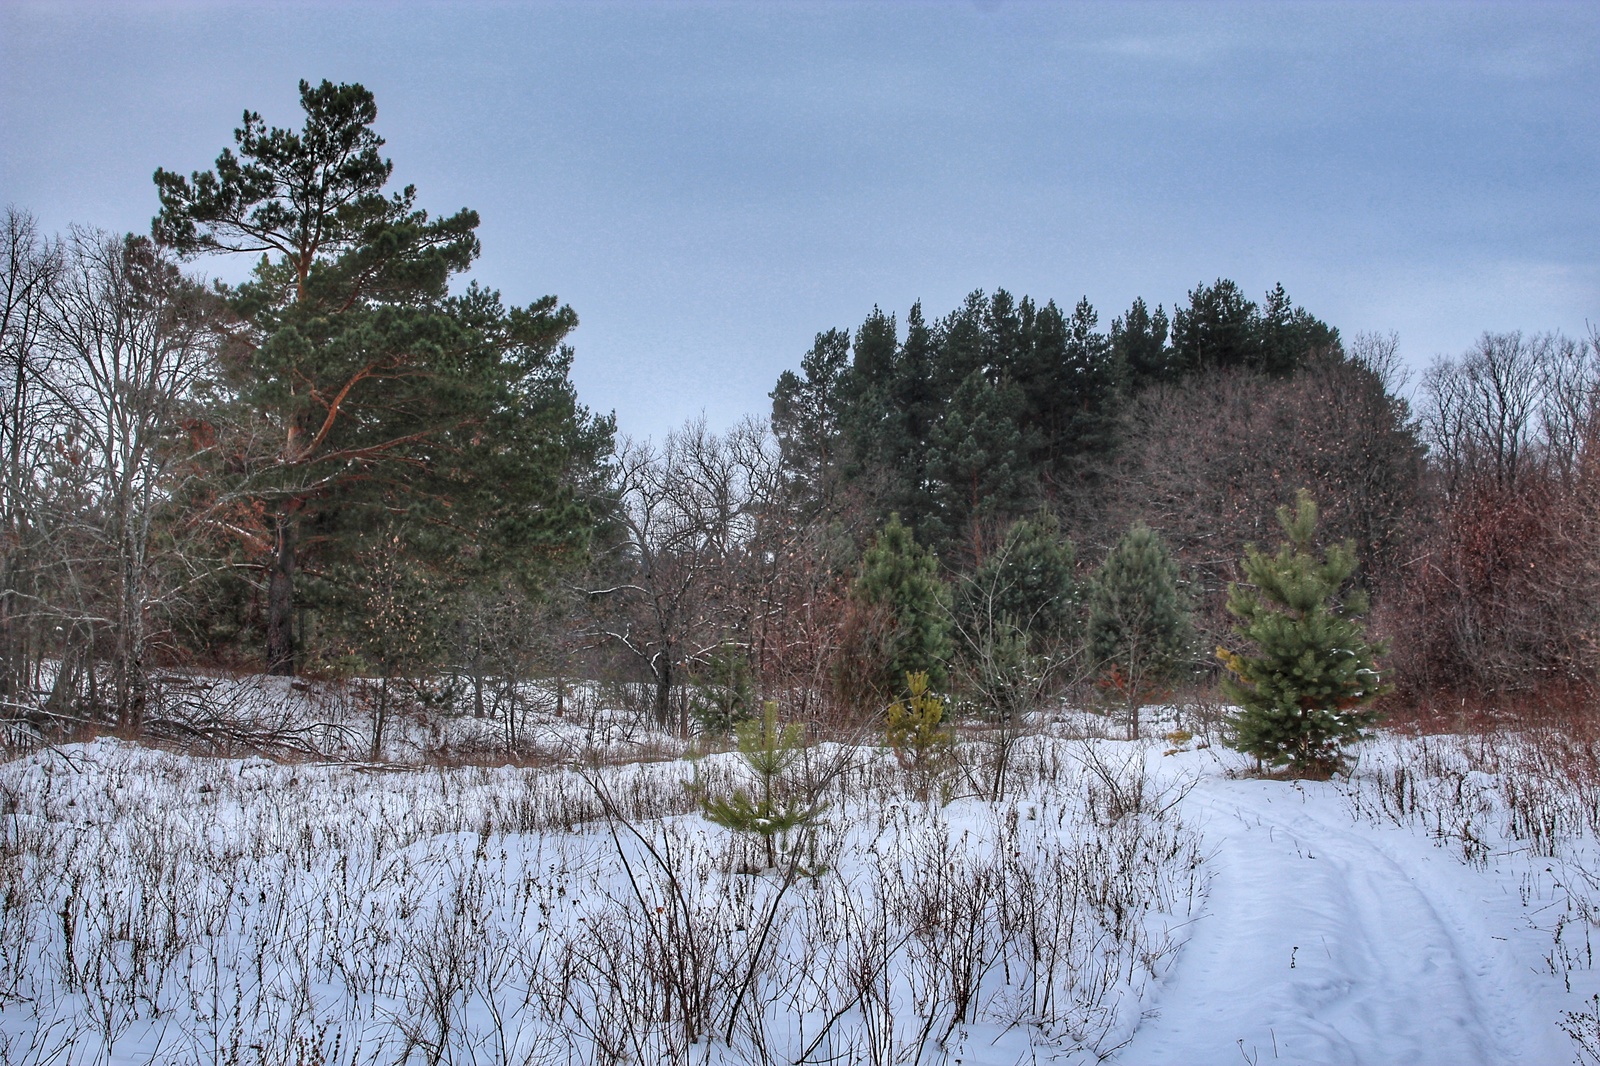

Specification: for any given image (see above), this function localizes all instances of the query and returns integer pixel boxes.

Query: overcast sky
[3,1,1596,442]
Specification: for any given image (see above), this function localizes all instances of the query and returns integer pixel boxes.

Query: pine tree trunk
[266,509,296,677]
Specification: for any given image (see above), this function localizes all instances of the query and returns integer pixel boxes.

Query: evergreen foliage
[1169,279,1337,377]
[1087,523,1193,739]
[1219,490,1390,777]
[1026,297,1121,472]
[1258,282,1337,375]
[1169,278,1260,375]
[769,283,1332,562]
[952,515,1079,730]
[152,80,608,675]
[947,515,1075,739]
[962,513,1079,649]
[771,328,851,506]
[885,671,954,796]
[883,303,940,525]
[693,702,825,871]
[849,514,952,700]
[1111,296,1172,391]
[688,643,755,737]
[927,368,1034,563]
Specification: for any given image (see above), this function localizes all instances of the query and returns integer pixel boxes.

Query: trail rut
[1116,777,1565,1066]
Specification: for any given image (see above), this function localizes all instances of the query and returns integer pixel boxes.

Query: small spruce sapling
[885,671,954,798]
[693,702,825,871]
[1219,490,1390,778]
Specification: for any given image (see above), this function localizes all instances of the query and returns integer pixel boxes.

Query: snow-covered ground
[2,708,1597,1065]
[1125,768,1575,1064]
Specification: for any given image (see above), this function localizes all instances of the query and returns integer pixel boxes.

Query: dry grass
[0,729,1206,1065]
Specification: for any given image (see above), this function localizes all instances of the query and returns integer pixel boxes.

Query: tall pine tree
[1110,296,1171,391]
[153,80,605,674]
[954,514,1078,725]
[771,327,852,507]
[960,514,1078,649]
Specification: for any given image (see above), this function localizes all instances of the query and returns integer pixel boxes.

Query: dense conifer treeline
[770,280,1348,568]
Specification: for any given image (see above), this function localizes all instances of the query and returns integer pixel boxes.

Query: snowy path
[1116,776,1567,1066]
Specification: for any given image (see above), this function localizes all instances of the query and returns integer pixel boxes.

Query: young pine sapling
[886,670,955,800]
[692,702,825,871]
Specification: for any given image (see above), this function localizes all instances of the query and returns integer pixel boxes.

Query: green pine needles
[693,702,826,872]
[1219,490,1391,777]
[885,671,955,799]
[1087,523,1193,740]
[851,514,953,699]
[688,643,755,737]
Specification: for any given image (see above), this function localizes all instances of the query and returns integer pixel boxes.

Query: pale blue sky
[3,1,1596,441]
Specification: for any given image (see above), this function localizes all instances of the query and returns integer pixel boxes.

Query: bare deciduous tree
[0,216,218,734]
[0,208,61,718]
[1401,330,1600,692]
[1421,332,1550,497]
[582,418,782,731]
[40,229,217,729]
[1111,350,1424,634]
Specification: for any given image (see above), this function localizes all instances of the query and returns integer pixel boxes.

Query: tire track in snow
[1115,777,1561,1066]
